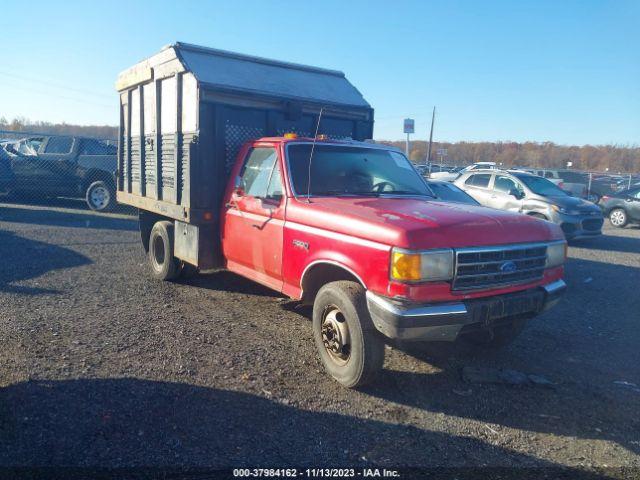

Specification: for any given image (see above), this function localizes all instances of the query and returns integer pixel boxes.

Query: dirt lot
[0,199,639,476]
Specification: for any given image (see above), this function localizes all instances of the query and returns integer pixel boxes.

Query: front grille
[453,244,547,291]
[582,218,603,231]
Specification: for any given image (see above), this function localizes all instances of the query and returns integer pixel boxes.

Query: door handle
[225,202,236,209]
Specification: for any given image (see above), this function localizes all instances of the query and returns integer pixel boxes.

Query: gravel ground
[0,199,639,476]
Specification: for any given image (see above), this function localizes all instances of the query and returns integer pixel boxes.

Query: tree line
[2,117,637,173]
[382,140,640,174]
[0,117,118,140]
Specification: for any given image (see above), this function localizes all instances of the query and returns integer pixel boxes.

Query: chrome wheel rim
[610,210,626,226]
[321,305,351,365]
[90,186,110,210]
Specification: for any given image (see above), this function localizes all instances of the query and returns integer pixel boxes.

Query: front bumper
[552,212,603,239]
[366,279,566,341]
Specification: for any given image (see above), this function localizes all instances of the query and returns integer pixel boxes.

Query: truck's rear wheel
[148,221,181,281]
[312,281,384,388]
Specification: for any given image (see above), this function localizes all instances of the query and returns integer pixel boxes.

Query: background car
[599,187,640,228]
[426,179,480,205]
[454,169,603,240]
[0,150,14,193]
[2,135,117,211]
[429,161,498,181]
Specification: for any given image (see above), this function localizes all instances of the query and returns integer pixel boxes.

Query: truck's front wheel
[312,281,385,388]
[148,221,181,281]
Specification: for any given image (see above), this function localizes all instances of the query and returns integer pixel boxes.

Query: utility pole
[426,106,436,166]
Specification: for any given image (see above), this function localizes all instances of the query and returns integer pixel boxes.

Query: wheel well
[139,211,170,253]
[82,169,115,192]
[300,263,364,305]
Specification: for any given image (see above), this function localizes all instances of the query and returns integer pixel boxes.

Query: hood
[545,195,599,211]
[292,197,563,249]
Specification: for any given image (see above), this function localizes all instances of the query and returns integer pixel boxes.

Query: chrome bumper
[366,279,566,342]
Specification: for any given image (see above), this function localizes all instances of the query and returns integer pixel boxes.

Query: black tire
[148,221,182,281]
[312,281,385,388]
[609,208,628,228]
[461,317,528,349]
[85,180,115,211]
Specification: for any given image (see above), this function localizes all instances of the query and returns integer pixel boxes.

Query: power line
[0,70,113,100]
[0,79,115,109]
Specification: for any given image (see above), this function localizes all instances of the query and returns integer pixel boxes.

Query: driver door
[488,174,525,212]
[222,146,285,291]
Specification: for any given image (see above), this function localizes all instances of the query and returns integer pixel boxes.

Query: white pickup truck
[429,162,497,182]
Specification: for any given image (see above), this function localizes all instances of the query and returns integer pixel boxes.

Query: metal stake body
[406,132,410,157]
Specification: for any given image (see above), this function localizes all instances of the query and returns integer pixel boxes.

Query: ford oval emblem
[500,261,517,273]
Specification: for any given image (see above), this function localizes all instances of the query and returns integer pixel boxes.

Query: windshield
[287,144,434,197]
[428,181,479,205]
[516,174,567,196]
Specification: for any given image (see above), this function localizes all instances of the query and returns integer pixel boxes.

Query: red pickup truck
[117,43,566,387]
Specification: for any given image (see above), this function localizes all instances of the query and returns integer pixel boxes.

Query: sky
[0,0,638,145]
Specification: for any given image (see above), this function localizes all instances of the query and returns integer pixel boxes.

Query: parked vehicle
[429,162,497,181]
[599,187,640,228]
[117,43,567,387]
[0,157,14,194]
[1,135,117,210]
[426,179,480,205]
[454,170,603,240]
[531,169,586,198]
[534,169,620,203]
[414,164,430,177]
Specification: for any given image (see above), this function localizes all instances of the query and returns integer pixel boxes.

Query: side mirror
[509,188,524,199]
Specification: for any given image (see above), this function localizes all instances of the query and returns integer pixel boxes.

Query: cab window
[44,136,73,154]
[238,147,280,199]
[464,173,491,188]
[17,138,43,156]
[265,162,283,201]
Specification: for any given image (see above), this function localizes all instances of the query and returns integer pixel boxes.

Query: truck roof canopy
[116,42,370,109]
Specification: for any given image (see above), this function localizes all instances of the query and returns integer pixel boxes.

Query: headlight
[545,241,567,268]
[390,248,454,282]
[551,205,580,215]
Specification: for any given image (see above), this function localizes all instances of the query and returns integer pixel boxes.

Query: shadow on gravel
[363,256,640,457]
[0,230,91,295]
[569,233,640,254]
[0,378,610,477]
[180,270,284,298]
[0,194,136,215]
[0,203,136,231]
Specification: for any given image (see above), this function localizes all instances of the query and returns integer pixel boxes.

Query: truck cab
[116,43,566,387]
[216,136,565,386]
